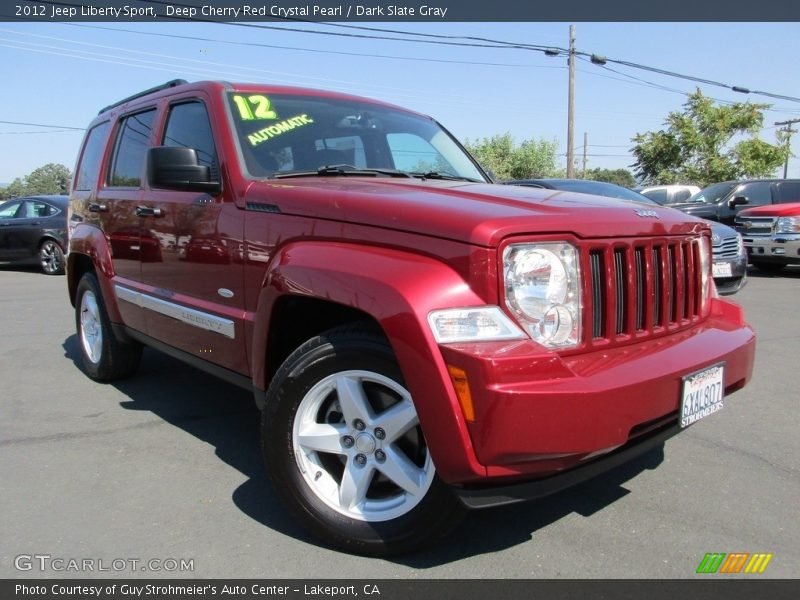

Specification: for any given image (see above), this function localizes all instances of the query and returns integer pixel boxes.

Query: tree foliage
[632,90,787,187]
[583,168,636,188]
[1,163,72,200]
[464,133,558,181]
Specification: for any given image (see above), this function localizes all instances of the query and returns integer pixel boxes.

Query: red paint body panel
[738,202,800,217]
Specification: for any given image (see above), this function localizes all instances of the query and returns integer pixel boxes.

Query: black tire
[752,261,786,274]
[39,239,65,275]
[262,324,465,556]
[75,272,142,381]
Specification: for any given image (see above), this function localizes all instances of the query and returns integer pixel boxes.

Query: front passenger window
[162,101,219,179]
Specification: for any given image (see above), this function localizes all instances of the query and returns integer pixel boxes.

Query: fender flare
[67,223,121,321]
[252,241,490,482]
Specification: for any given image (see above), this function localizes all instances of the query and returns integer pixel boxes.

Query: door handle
[88,203,108,213]
[136,206,164,218]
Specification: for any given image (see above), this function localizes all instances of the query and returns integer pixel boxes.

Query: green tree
[464,133,558,181]
[0,163,72,200]
[583,168,636,188]
[632,90,787,187]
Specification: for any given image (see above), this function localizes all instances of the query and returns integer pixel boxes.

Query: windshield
[688,182,736,204]
[225,92,486,182]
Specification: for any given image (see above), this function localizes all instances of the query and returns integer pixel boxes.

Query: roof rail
[98,79,189,115]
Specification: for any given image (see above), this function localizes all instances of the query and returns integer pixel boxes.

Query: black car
[0,195,68,275]
[670,179,800,225]
[507,179,747,295]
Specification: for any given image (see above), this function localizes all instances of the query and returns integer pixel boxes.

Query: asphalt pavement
[1,264,798,579]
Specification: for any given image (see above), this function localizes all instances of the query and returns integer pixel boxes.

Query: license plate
[680,363,724,428]
[712,262,732,277]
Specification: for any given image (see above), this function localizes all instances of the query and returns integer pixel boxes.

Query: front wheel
[262,325,464,556]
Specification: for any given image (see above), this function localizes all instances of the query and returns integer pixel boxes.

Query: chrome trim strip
[114,285,235,339]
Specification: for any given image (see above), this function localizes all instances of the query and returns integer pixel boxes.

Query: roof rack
[98,79,189,115]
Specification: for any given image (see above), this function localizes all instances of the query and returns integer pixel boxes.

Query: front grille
[587,237,703,345]
[735,216,775,237]
[712,235,741,260]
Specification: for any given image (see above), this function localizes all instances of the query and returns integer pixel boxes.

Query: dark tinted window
[109,109,157,187]
[22,201,59,218]
[74,121,110,191]
[163,101,218,178]
[642,189,668,204]
[777,181,800,203]
[738,182,772,206]
[673,189,692,203]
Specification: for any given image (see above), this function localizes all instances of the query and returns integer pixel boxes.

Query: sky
[1,19,799,184]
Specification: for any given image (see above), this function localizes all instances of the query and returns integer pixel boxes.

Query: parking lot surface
[1,265,798,578]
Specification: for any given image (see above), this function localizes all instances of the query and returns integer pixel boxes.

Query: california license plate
[680,363,725,428]
[712,262,732,277]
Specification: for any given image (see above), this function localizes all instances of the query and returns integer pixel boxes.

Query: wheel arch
[252,240,489,482]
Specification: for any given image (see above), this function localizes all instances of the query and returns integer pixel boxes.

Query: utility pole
[582,132,588,177]
[775,119,800,178]
[566,25,576,178]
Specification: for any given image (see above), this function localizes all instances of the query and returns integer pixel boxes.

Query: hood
[738,202,800,217]
[245,178,706,246]
[670,201,717,214]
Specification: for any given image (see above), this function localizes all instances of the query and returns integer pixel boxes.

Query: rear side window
[673,189,692,203]
[777,181,800,203]
[23,201,59,218]
[642,189,668,204]
[162,101,219,178]
[74,122,110,191]
[109,109,157,187]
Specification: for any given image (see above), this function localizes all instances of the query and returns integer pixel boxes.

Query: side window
[777,182,800,203]
[109,109,157,187]
[387,133,447,173]
[162,101,219,178]
[22,201,59,218]
[673,189,691,203]
[739,182,772,206]
[642,189,668,204]
[74,121,110,191]
[0,201,22,219]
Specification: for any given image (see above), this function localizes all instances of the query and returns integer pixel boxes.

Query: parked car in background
[638,184,701,205]
[0,195,68,275]
[671,179,800,225]
[735,202,800,273]
[507,179,747,295]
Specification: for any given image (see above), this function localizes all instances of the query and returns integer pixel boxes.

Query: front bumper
[713,253,748,295]
[743,234,800,265]
[437,298,755,483]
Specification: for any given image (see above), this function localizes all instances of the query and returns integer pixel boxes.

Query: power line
[0,119,84,130]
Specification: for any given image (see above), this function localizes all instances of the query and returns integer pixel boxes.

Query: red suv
[67,80,756,555]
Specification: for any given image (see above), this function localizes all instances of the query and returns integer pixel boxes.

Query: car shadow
[745,264,800,279]
[62,334,664,563]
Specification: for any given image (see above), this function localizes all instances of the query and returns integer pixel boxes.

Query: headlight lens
[503,242,581,348]
[428,306,526,344]
[776,216,800,234]
[697,236,712,313]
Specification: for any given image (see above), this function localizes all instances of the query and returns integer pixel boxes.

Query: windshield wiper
[273,164,413,179]
[409,170,482,183]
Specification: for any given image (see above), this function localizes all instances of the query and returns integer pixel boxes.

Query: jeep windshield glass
[225,92,487,182]
[688,182,736,204]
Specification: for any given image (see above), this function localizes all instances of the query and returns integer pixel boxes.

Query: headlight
[776,216,800,234]
[428,306,525,344]
[697,236,712,314]
[503,242,581,348]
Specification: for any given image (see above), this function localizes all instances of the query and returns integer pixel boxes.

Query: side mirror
[148,147,221,194]
[728,195,748,209]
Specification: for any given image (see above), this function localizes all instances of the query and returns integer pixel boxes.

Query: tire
[752,261,786,274]
[39,239,65,275]
[75,272,142,381]
[262,324,465,556]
